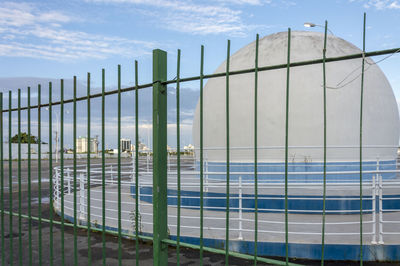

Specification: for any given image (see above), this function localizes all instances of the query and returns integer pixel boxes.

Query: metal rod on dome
[359,13,366,265]
[176,49,181,265]
[101,69,106,266]
[200,45,204,265]
[321,20,328,266]
[284,28,291,265]
[60,79,65,266]
[253,33,259,266]
[225,39,231,266]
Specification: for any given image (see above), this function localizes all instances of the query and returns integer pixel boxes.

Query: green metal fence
[1,13,400,266]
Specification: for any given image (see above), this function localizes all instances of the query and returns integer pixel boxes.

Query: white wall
[193,31,400,163]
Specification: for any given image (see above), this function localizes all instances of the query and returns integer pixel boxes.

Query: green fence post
[0,92,3,266]
[152,49,168,266]
[8,90,13,266]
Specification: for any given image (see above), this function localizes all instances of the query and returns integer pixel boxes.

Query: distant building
[129,141,150,152]
[120,138,131,152]
[76,136,99,153]
[140,142,150,152]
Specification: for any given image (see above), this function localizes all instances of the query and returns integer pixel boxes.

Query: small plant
[129,209,143,235]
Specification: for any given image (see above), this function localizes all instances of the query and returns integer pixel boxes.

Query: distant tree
[11,132,39,144]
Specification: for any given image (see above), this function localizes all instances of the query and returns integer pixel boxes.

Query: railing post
[147,152,150,173]
[205,157,209,192]
[378,173,384,244]
[55,168,60,208]
[152,48,168,266]
[238,175,243,240]
[79,172,85,222]
[168,152,170,172]
[371,174,377,244]
[67,168,71,194]
[110,164,114,183]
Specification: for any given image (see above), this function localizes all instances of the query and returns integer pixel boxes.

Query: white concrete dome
[193,31,400,163]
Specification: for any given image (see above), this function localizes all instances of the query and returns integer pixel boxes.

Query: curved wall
[192,31,400,163]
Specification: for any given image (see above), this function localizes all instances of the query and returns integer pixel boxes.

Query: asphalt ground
[0,158,399,265]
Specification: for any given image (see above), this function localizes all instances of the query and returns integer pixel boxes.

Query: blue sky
[1,0,400,148]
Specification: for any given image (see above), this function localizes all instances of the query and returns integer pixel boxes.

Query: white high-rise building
[120,138,132,152]
[76,136,99,153]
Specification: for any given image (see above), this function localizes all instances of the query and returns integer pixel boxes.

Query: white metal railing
[52,158,400,244]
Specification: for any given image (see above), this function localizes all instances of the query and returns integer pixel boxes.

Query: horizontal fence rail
[1,47,400,114]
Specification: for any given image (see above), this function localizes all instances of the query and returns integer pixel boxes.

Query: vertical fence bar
[38,85,43,266]
[73,76,78,266]
[101,69,106,266]
[0,92,3,266]
[284,28,291,266]
[8,90,12,266]
[49,82,54,266]
[6,91,13,265]
[117,65,122,266]
[87,72,92,266]
[27,87,32,266]
[135,60,140,266]
[253,33,259,266]
[60,79,65,266]
[321,21,328,266]
[359,13,366,265]
[199,45,204,266]
[152,49,168,266]
[176,49,181,266]
[225,40,231,266]
[17,89,22,266]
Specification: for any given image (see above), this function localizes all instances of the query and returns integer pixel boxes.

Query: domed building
[193,31,399,182]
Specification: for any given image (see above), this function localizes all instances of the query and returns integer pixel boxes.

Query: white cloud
[389,1,400,8]
[227,0,263,4]
[86,0,268,36]
[363,0,400,9]
[0,1,157,61]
